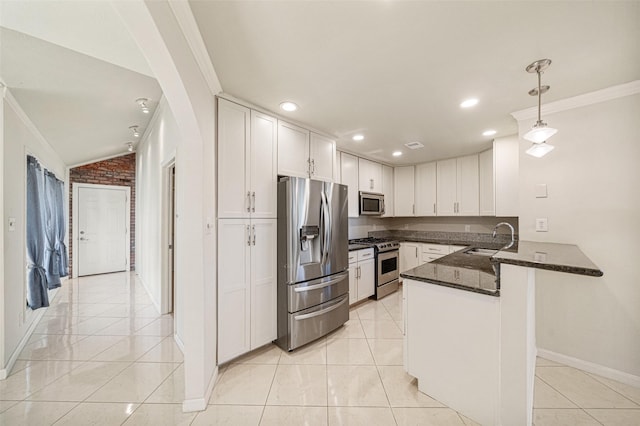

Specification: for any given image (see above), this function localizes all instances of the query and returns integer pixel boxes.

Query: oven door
[377,250,399,285]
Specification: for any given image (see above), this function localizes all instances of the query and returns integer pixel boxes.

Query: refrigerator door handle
[293,295,348,321]
[320,190,330,263]
[293,271,349,292]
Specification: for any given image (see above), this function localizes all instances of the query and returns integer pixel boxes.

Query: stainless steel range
[350,237,400,299]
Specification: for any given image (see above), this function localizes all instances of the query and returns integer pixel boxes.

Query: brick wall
[69,153,136,275]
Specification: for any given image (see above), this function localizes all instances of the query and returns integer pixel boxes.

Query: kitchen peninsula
[402,241,602,426]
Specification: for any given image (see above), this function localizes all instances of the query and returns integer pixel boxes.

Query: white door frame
[72,183,131,278]
[161,158,176,315]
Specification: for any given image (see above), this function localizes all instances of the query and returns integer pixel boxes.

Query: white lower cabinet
[399,243,420,280]
[348,248,375,304]
[218,218,276,363]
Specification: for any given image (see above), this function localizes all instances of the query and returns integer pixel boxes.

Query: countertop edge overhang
[490,240,604,277]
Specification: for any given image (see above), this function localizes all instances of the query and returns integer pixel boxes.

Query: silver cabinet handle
[370,178,373,190]
[415,247,418,258]
[246,225,251,246]
[412,204,415,215]
[80,237,89,241]
[312,159,316,175]
[247,191,251,212]
[433,203,436,214]
[251,192,256,212]
[252,225,256,245]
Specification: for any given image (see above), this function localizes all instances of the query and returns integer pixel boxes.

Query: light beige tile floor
[2,273,639,425]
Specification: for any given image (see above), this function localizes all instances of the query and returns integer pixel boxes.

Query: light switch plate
[535,184,548,198]
[535,218,548,232]
[8,217,16,232]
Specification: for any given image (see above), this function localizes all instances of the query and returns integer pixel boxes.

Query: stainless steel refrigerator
[276,177,349,351]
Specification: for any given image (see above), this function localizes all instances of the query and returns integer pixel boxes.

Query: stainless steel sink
[464,248,498,256]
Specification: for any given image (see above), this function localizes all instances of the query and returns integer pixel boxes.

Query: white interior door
[77,186,128,276]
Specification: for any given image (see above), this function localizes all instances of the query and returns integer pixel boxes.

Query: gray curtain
[44,171,61,289]
[55,178,68,277]
[26,155,49,309]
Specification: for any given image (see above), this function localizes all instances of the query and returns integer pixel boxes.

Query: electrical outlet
[465,225,471,232]
[535,218,548,232]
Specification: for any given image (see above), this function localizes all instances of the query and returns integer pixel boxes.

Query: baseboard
[537,348,640,388]
[136,273,162,314]
[182,365,219,412]
[0,306,47,380]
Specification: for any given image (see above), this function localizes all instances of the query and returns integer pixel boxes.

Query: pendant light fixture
[524,59,556,157]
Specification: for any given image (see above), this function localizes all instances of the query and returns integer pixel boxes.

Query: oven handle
[294,295,348,320]
[293,271,349,292]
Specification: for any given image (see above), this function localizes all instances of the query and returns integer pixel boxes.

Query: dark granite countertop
[348,243,374,251]
[491,241,603,277]
[369,229,515,248]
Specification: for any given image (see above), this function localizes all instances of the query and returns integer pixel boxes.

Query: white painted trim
[72,183,131,278]
[182,365,218,412]
[511,80,640,121]
[174,332,185,353]
[537,348,640,388]
[0,91,5,371]
[137,273,161,314]
[161,158,176,316]
[168,1,223,95]
[0,303,47,380]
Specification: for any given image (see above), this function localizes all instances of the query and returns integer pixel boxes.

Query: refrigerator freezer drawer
[288,270,349,312]
[287,294,349,351]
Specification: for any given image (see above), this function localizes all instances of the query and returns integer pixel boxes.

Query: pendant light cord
[537,69,542,124]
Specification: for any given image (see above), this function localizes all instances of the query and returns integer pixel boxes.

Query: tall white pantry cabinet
[217,98,277,363]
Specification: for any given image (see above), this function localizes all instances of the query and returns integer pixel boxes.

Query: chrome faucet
[492,222,515,249]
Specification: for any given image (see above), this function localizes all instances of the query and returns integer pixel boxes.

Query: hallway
[0,272,192,424]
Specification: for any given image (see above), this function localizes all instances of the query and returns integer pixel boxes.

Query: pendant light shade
[526,142,554,158]
[524,59,557,157]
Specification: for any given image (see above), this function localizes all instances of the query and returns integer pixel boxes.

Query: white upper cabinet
[394,166,415,216]
[310,132,336,182]
[340,152,360,217]
[277,120,310,179]
[415,162,437,216]
[436,155,479,216]
[358,158,383,193]
[382,165,394,217]
[479,148,495,216]
[494,136,519,217]
[218,99,277,219]
[457,154,479,216]
[436,158,457,216]
[277,120,336,182]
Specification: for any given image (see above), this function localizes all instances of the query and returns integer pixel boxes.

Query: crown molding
[168,1,223,95]
[511,80,640,121]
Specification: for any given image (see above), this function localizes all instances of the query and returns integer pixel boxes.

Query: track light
[126,142,134,152]
[129,125,140,138]
[136,98,150,114]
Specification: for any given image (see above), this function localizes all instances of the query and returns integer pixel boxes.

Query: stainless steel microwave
[359,192,385,216]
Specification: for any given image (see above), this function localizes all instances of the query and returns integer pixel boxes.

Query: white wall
[516,89,640,378]
[113,0,220,411]
[135,97,181,335]
[2,91,67,371]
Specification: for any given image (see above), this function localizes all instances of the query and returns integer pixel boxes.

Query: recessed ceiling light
[280,101,298,112]
[392,151,402,157]
[460,98,479,108]
[352,134,364,141]
[482,129,497,136]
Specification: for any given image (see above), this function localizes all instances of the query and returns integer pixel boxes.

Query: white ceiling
[0,1,161,166]
[190,1,640,165]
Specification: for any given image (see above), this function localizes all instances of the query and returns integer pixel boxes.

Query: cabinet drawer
[348,252,357,263]
[357,248,375,261]
[421,243,449,255]
[449,245,466,253]
[420,253,443,264]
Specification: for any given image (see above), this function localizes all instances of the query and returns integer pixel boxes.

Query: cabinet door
[381,165,394,217]
[348,263,358,305]
[479,149,495,216]
[399,243,420,273]
[310,133,336,182]
[250,219,277,349]
[436,158,456,216]
[250,111,278,218]
[217,99,250,218]
[394,166,415,216]
[494,137,519,216]
[415,162,437,216]
[457,154,479,216]
[278,120,310,178]
[340,153,360,217]
[217,219,251,363]
[357,258,375,301]
[358,158,382,193]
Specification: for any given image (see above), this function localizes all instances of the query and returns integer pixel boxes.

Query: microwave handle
[381,198,385,215]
